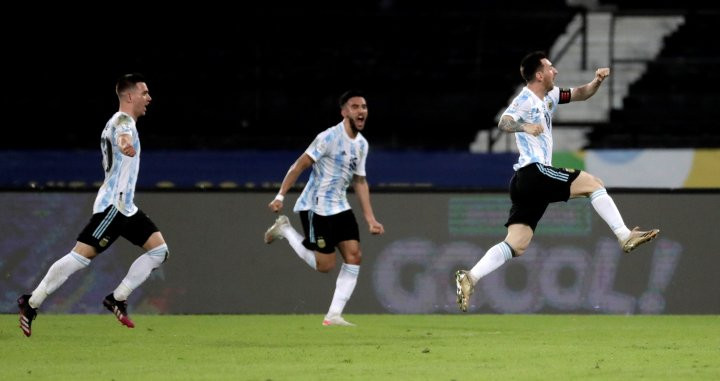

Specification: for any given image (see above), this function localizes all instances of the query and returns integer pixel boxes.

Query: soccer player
[18,73,169,336]
[264,90,385,326]
[455,51,660,312]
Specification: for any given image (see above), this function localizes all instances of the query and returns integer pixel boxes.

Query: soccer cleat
[455,270,474,312]
[103,293,135,328]
[322,315,356,327]
[264,215,289,244]
[621,227,660,253]
[17,294,37,337]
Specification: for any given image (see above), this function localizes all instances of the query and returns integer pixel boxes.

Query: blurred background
[2,1,719,189]
[4,0,717,149]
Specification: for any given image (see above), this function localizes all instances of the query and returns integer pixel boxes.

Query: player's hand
[268,199,283,213]
[369,220,384,235]
[523,123,543,137]
[595,68,610,82]
[121,145,136,157]
[118,134,136,157]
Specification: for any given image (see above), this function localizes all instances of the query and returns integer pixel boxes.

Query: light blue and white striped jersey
[294,121,368,216]
[502,86,562,171]
[93,111,140,216]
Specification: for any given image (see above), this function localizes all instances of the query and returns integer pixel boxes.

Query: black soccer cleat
[18,294,38,337]
[102,293,135,328]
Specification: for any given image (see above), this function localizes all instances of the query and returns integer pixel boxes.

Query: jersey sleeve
[304,130,331,161]
[113,114,135,141]
[502,93,534,123]
[355,139,368,177]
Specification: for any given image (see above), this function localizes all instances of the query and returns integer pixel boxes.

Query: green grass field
[1,314,718,380]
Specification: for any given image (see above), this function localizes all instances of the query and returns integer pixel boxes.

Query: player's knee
[592,175,605,189]
[343,250,362,265]
[581,172,605,189]
[316,254,335,273]
[574,172,606,197]
[512,243,528,257]
[316,261,334,273]
[147,243,169,265]
[347,250,362,265]
[504,228,532,257]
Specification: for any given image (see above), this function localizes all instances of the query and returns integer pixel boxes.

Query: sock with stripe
[280,225,318,270]
[29,251,91,308]
[326,263,360,317]
[590,188,631,241]
[469,242,513,284]
[113,244,168,301]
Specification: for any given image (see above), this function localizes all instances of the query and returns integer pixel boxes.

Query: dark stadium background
[5,1,716,154]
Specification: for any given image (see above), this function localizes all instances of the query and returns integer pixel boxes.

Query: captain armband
[559,88,571,104]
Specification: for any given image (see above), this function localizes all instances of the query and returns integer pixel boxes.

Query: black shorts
[77,205,160,253]
[505,163,581,231]
[299,209,360,254]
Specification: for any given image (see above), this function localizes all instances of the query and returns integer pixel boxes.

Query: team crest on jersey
[563,168,576,173]
[317,237,326,249]
[99,237,110,247]
[349,157,358,171]
[547,99,554,111]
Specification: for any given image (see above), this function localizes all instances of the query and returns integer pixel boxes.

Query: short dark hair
[339,89,365,108]
[520,51,547,83]
[116,73,146,96]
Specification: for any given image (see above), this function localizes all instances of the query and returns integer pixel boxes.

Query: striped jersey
[502,86,568,171]
[294,121,369,216]
[93,111,140,216]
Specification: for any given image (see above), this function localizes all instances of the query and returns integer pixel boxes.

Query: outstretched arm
[570,68,610,102]
[498,115,543,137]
[268,153,314,213]
[118,133,136,157]
[352,175,384,235]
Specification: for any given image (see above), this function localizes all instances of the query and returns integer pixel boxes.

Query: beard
[349,118,360,134]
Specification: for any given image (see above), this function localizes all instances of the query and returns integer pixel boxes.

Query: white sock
[326,263,360,317]
[113,244,168,301]
[280,225,317,270]
[469,242,513,284]
[29,251,90,308]
[590,188,631,241]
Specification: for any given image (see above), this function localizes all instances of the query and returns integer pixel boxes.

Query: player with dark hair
[18,73,169,336]
[264,90,384,326]
[455,52,659,312]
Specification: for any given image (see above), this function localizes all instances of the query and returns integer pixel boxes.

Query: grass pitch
[1,314,718,380]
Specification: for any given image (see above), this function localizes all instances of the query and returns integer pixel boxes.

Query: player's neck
[118,107,138,121]
[527,82,548,100]
[343,120,359,139]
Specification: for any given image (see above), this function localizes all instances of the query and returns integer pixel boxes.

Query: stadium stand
[5,3,719,189]
[587,3,720,147]
[2,2,575,151]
